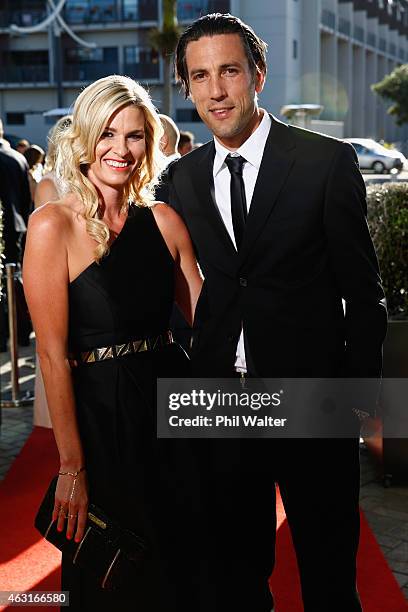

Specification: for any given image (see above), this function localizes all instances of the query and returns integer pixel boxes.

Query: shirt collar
[213,109,271,176]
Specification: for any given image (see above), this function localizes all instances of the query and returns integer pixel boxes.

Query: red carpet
[0,427,407,611]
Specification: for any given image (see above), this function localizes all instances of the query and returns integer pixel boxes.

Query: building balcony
[63,61,119,82]
[0,8,46,29]
[338,17,351,36]
[321,8,336,30]
[177,0,230,22]
[124,62,160,81]
[367,32,377,47]
[353,25,365,43]
[62,0,158,25]
[0,65,49,85]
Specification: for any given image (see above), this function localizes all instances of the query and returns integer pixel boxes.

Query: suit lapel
[192,141,237,256]
[238,115,296,266]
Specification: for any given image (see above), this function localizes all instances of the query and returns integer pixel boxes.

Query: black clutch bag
[35,476,148,591]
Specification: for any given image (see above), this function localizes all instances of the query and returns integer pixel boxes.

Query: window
[293,39,298,59]
[64,47,118,81]
[122,0,158,21]
[64,0,118,24]
[124,46,159,80]
[6,112,25,125]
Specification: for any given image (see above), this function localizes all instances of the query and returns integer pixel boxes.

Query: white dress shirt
[213,110,271,372]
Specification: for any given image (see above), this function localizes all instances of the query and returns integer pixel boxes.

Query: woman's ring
[68,514,77,519]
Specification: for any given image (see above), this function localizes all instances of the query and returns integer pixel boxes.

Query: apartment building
[0,0,407,146]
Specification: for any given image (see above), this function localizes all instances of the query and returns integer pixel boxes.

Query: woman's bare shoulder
[29,197,78,237]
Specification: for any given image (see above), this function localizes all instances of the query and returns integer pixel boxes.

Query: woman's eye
[101,131,113,138]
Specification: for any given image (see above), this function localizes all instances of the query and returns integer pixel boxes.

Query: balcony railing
[124,63,160,80]
[338,17,351,36]
[321,9,336,30]
[0,9,46,28]
[353,25,365,43]
[0,65,49,84]
[121,0,158,21]
[63,0,158,24]
[63,61,119,82]
[367,32,376,47]
[178,0,230,21]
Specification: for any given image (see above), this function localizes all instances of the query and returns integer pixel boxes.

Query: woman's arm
[34,176,59,209]
[23,204,88,542]
[152,203,203,326]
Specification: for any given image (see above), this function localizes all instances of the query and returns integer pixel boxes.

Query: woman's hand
[52,469,89,543]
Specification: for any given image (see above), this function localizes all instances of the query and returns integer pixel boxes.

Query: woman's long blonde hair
[54,75,164,260]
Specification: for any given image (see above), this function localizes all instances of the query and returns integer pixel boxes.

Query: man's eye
[225,68,237,75]
[193,73,205,81]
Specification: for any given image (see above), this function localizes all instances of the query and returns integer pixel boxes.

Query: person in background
[23,75,202,611]
[24,144,45,202]
[156,115,191,353]
[0,118,32,349]
[158,114,180,165]
[16,139,30,155]
[177,130,194,155]
[35,115,73,209]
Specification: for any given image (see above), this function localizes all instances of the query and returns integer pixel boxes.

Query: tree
[150,0,180,118]
[372,64,408,126]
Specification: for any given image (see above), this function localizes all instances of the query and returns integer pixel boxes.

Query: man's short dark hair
[175,13,268,99]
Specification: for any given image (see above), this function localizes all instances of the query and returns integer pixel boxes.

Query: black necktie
[225,154,247,250]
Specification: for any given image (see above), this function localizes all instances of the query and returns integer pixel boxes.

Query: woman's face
[87,104,146,192]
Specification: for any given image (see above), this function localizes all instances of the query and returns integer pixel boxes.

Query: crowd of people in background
[0,113,201,346]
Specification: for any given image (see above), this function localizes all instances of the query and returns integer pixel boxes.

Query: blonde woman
[23,75,202,610]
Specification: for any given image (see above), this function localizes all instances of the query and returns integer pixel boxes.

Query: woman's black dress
[62,206,199,611]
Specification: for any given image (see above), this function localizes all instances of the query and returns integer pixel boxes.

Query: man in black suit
[0,119,32,349]
[167,13,387,612]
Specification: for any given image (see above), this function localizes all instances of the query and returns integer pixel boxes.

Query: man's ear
[255,67,266,95]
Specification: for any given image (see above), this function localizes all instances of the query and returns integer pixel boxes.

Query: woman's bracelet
[58,466,85,477]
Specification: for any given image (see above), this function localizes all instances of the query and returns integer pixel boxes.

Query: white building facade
[0,0,407,147]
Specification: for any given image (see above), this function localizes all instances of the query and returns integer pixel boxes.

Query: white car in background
[345,138,405,174]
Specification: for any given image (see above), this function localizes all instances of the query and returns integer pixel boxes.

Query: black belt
[69,331,173,367]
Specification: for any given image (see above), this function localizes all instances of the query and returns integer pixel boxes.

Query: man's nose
[209,75,226,100]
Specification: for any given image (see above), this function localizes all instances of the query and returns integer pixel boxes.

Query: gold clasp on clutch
[88,512,107,530]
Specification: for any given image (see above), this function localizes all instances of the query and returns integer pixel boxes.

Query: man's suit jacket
[168,116,387,410]
[0,143,31,263]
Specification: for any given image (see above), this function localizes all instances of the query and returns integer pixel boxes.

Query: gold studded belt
[69,331,173,367]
